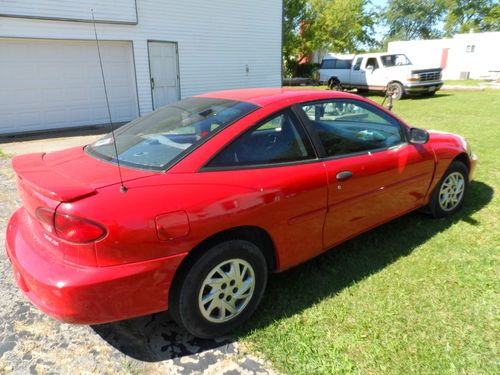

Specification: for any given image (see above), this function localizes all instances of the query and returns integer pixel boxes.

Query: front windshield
[380,54,412,67]
[86,97,258,171]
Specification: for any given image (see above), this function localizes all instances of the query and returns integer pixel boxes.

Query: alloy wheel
[198,259,255,323]
[438,172,465,211]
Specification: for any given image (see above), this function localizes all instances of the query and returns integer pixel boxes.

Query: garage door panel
[0,39,139,134]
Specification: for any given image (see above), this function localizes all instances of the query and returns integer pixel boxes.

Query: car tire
[169,240,268,338]
[388,82,404,100]
[328,78,342,91]
[428,161,469,218]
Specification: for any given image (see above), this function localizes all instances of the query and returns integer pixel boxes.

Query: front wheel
[428,161,469,218]
[169,240,268,338]
[388,82,404,100]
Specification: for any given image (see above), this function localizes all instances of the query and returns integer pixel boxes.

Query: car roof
[195,88,360,106]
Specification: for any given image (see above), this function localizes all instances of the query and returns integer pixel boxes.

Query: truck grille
[418,70,441,81]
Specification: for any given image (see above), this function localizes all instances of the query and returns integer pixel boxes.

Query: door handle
[151,77,155,90]
[336,170,353,181]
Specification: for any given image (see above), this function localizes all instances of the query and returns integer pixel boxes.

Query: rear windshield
[86,97,258,171]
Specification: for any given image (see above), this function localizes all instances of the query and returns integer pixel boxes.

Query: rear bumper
[6,208,187,325]
[404,81,443,94]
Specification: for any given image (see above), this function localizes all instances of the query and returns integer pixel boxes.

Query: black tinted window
[301,100,403,157]
[320,59,335,69]
[335,59,352,69]
[353,57,363,70]
[206,110,315,168]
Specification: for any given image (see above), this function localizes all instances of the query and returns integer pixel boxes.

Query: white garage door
[0,39,139,135]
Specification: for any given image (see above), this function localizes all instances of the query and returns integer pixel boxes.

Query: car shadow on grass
[92,180,493,362]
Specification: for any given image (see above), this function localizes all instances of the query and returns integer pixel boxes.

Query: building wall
[0,0,282,119]
[388,32,500,80]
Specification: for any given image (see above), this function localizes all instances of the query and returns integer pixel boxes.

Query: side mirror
[366,65,374,72]
[409,128,429,144]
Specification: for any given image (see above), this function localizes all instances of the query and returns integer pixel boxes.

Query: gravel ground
[0,156,278,375]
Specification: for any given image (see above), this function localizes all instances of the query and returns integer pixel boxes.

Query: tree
[444,0,500,35]
[282,0,374,76]
[382,0,447,41]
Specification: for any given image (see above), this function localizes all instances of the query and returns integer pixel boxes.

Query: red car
[6,89,476,338]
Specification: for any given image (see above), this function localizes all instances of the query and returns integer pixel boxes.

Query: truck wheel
[328,79,342,91]
[169,240,268,338]
[388,82,404,100]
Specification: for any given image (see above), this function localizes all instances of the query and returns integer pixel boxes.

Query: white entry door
[148,41,180,109]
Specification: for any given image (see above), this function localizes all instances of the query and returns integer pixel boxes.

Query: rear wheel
[170,240,268,338]
[428,161,469,218]
[328,78,342,91]
[388,82,404,100]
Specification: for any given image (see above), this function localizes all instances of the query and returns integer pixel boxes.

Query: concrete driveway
[0,135,278,374]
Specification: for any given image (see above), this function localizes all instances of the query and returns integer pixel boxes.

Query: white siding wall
[0,0,137,23]
[0,0,282,118]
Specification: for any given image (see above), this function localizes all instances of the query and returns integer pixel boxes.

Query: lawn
[444,79,491,87]
[239,90,500,374]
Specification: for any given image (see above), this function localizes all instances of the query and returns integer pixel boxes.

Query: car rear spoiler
[12,153,96,202]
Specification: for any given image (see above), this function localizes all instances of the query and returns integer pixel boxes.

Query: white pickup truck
[319,53,443,99]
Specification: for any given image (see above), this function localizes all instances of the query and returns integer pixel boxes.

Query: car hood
[12,146,157,202]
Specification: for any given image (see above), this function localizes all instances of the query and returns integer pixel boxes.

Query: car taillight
[35,208,106,243]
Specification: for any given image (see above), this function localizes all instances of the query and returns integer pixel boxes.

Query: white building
[0,1,282,135]
[388,32,500,81]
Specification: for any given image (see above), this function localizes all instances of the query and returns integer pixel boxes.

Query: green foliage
[444,0,500,35]
[283,0,373,77]
[382,0,447,41]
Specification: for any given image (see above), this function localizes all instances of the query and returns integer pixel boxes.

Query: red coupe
[6,89,477,338]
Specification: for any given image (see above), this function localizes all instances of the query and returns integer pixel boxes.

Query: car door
[202,108,328,269]
[350,57,366,87]
[296,99,435,249]
[364,57,385,89]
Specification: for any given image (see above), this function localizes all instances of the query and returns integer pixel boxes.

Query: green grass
[240,90,500,374]
[444,79,491,87]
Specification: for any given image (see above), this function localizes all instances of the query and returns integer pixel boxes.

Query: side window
[335,59,352,69]
[301,100,403,157]
[206,110,316,168]
[320,59,336,69]
[365,57,379,70]
[353,57,363,71]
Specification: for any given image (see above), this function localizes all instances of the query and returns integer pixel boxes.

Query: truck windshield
[86,97,258,171]
[380,54,412,67]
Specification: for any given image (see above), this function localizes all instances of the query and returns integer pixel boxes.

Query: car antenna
[91,9,127,193]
